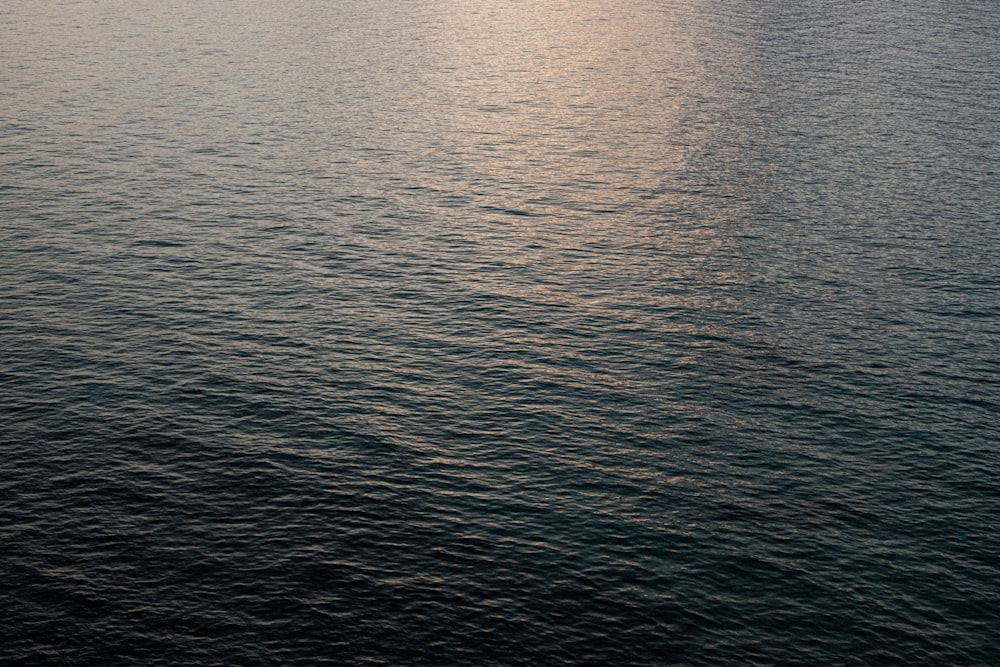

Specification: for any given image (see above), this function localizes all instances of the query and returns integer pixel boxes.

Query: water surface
[2,0,998,664]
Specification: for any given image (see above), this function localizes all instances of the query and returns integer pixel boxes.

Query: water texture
[2,0,998,664]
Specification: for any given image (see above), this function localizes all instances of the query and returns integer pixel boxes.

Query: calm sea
[2,0,998,664]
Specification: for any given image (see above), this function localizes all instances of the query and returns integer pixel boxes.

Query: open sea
[2,0,998,664]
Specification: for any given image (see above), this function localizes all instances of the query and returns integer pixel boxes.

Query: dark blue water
[2,0,998,664]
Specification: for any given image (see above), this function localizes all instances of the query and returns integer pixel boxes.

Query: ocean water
[1,0,998,664]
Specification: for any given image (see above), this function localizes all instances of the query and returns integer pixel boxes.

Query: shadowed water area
[2,0,998,664]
